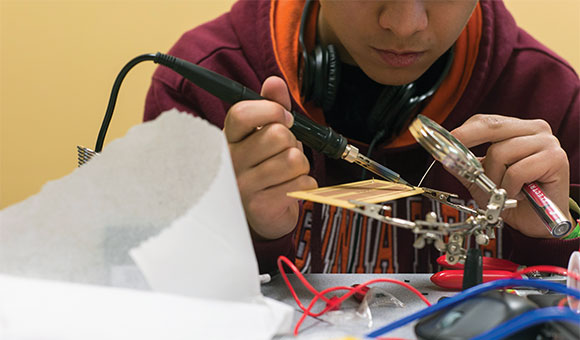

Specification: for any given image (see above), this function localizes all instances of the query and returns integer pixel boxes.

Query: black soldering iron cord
[95,53,156,153]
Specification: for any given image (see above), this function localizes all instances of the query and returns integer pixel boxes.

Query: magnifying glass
[409,114,572,238]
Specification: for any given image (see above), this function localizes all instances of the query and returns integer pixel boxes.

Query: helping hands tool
[347,115,524,265]
[409,114,572,238]
[350,115,571,264]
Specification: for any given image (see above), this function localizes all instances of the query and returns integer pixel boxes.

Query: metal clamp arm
[420,187,479,215]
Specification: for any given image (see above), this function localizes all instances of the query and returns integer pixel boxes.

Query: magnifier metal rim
[409,115,482,172]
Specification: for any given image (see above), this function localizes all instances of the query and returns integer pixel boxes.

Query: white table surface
[262,273,452,339]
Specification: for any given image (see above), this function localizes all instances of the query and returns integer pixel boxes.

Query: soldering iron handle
[232,87,348,159]
[154,52,348,160]
[290,114,346,159]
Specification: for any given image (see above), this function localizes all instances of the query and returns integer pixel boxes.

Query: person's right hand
[224,76,318,240]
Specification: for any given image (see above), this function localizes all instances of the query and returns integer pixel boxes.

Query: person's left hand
[450,114,572,238]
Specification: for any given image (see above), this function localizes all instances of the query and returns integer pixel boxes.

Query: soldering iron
[94,52,408,185]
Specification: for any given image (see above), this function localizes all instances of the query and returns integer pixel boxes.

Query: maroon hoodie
[145,0,579,274]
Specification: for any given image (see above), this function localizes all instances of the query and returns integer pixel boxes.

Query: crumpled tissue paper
[0,109,293,339]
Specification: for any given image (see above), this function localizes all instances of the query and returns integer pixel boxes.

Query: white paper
[129,138,261,301]
[0,109,222,287]
[0,274,292,340]
[0,109,293,338]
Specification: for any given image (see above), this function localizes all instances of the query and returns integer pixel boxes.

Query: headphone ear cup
[322,44,340,111]
[311,45,325,107]
[310,44,341,111]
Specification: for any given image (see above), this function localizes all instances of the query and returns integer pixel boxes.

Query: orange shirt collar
[270,0,482,148]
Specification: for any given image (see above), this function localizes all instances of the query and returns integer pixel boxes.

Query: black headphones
[298,0,341,112]
[298,0,453,141]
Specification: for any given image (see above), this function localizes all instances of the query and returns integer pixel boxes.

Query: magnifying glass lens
[409,115,482,182]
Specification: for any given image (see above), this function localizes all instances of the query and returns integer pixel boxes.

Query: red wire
[557,296,569,308]
[511,265,580,282]
[277,256,431,336]
[277,259,580,335]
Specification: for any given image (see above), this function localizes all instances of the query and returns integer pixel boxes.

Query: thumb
[260,76,292,111]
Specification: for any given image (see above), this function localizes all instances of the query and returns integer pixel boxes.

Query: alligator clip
[420,188,479,215]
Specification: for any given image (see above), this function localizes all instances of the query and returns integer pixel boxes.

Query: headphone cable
[360,129,386,180]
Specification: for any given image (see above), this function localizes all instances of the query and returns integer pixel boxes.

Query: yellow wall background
[1,0,579,208]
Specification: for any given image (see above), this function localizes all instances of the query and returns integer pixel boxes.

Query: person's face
[318,0,478,85]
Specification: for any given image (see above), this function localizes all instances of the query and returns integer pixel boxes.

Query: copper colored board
[287,179,424,209]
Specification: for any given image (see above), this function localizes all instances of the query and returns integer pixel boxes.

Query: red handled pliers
[430,255,524,290]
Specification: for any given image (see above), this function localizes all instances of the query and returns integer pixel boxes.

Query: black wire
[94,53,157,152]
[360,129,385,180]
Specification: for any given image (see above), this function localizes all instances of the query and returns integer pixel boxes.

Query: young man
[144,0,579,274]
